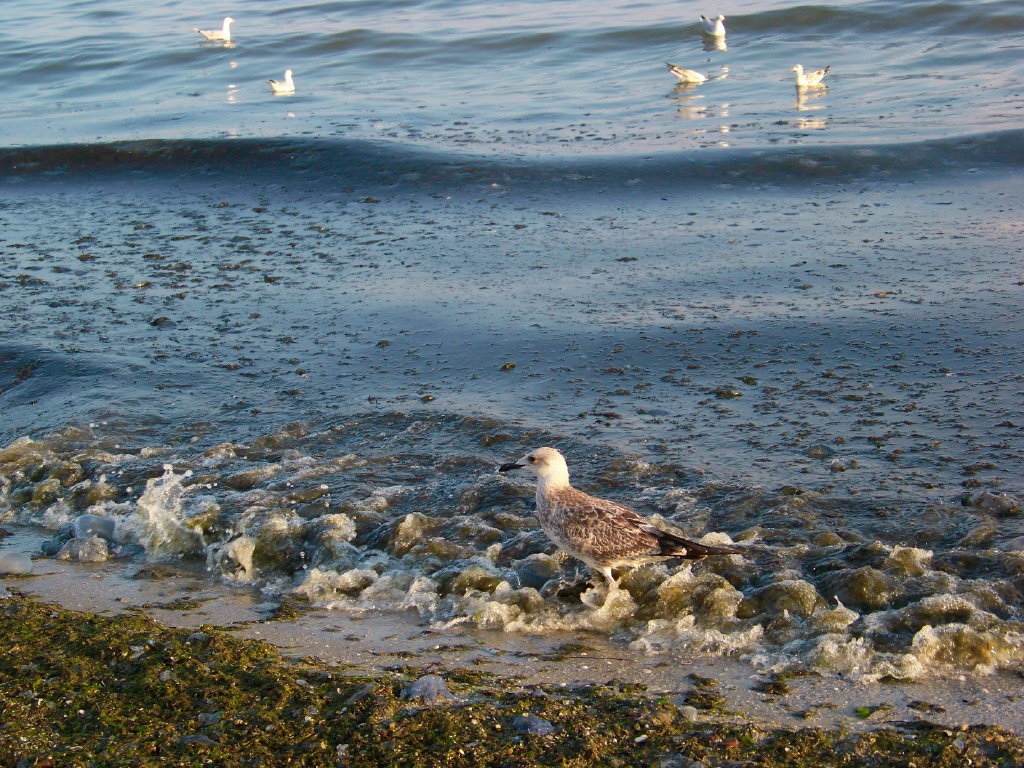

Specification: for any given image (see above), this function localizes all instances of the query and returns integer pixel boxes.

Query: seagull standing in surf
[194,16,234,42]
[791,64,830,88]
[700,14,726,37]
[499,447,741,590]
[268,69,295,94]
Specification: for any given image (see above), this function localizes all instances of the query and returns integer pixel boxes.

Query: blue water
[2,0,1022,154]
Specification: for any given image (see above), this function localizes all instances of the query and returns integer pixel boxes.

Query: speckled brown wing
[551,487,662,565]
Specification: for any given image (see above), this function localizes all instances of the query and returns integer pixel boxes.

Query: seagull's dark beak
[498,462,524,473]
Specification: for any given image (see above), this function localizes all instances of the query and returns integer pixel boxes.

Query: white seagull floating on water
[792,64,830,88]
[194,17,234,42]
[499,447,741,590]
[666,62,707,84]
[700,14,726,37]
[268,69,295,94]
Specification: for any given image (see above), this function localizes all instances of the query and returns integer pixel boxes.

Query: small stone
[0,551,34,575]
[805,444,836,459]
[196,712,221,727]
[187,632,208,644]
[56,536,109,563]
[149,316,176,328]
[159,670,175,682]
[401,674,454,704]
[73,514,116,540]
[512,713,556,735]
[678,705,699,722]
[178,734,216,746]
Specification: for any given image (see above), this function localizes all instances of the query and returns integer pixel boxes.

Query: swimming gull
[499,447,741,590]
[791,64,829,88]
[268,69,295,94]
[700,14,726,37]
[194,17,234,42]
[666,63,707,84]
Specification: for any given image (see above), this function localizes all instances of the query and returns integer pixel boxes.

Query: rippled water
[1,0,1022,152]
[2,0,1024,680]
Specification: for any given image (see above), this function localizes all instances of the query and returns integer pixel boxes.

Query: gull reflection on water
[703,37,727,52]
[795,87,827,111]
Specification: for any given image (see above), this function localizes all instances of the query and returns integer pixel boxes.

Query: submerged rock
[512,713,556,735]
[56,536,109,563]
[401,674,454,704]
[73,514,116,540]
[968,491,1020,516]
[0,551,34,575]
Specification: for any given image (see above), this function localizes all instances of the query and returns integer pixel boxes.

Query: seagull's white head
[499,446,570,489]
[716,14,725,21]
[224,17,235,24]
[285,69,293,79]
[791,65,803,74]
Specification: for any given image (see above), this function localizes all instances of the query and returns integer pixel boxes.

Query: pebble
[678,705,699,722]
[196,712,221,727]
[73,514,116,540]
[0,551,34,575]
[178,734,216,746]
[56,536,109,563]
[401,674,454,704]
[512,713,556,735]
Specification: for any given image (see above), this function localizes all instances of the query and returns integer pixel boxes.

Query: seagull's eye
[528,456,536,463]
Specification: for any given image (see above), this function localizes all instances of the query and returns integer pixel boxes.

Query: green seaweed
[2,596,1024,767]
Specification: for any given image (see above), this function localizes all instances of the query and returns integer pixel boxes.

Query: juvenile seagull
[499,447,741,590]
[791,64,830,88]
[268,69,295,94]
[194,17,234,42]
[666,62,707,84]
[700,14,726,37]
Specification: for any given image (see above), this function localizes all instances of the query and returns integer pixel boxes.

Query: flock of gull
[193,16,295,93]
[668,14,830,90]
[195,12,829,98]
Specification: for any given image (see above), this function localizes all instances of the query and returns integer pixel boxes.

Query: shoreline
[2,586,1023,767]
[4,551,1024,741]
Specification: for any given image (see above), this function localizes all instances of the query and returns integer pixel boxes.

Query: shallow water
[2,0,1024,683]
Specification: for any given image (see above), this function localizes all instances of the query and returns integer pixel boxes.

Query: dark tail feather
[652,528,742,559]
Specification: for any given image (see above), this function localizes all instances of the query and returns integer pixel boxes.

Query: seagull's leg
[600,566,618,593]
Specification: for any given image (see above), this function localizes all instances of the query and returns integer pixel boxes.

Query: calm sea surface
[1,0,1022,153]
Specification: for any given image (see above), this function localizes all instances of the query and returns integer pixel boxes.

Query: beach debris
[401,674,454,704]
[269,70,296,94]
[666,63,707,84]
[512,713,556,735]
[0,551,33,575]
[700,14,726,36]
[194,17,234,42]
[0,584,10,599]
[792,64,830,88]
[56,536,109,563]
